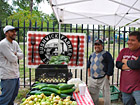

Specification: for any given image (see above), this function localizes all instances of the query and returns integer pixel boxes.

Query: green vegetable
[41,87,61,95]
[21,98,26,102]
[60,88,75,94]
[29,90,43,95]
[41,91,54,96]
[47,84,59,89]
[49,55,70,64]
[32,83,48,89]
[60,93,72,98]
[58,83,67,86]
[59,84,75,90]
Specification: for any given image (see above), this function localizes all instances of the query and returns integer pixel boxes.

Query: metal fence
[0,20,136,88]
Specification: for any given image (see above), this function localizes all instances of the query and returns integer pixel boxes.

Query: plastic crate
[35,64,68,83]
[99,85,120,101]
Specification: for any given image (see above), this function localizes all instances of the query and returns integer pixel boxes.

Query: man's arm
[121,63,130,70]
[126,56,140,69]
[121,56,140,70]
[87,55,92,77]
[106,52,114,76]
[116,61,124,69]
[116,60,130,70]
[1,43,18,62]
[16,43,23,60]
[88,68,90,76]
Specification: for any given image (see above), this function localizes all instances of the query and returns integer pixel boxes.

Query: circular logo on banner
[38,33,73,64]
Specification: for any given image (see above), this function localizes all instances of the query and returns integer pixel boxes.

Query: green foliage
[6,9,52,41]
[13,0,44,11]
[0,0,13,20]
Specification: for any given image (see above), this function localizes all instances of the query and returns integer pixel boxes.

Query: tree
[0,0,13,20]
[13,0,44,13]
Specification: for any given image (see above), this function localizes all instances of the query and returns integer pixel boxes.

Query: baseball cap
[94,39,103,45]
[3,25,19,34]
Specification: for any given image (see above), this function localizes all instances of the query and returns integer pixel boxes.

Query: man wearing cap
[87,39,114,105]
[0,25,23,105]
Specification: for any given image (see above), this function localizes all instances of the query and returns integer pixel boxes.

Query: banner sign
[27,31,86,69]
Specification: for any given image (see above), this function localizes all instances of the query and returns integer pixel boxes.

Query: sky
[38,1,53,15]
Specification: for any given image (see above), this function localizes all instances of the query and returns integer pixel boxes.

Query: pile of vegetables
[21,93,77,105]
[21,82,77,105]
[49,55,70,64]
[28,83,75,99]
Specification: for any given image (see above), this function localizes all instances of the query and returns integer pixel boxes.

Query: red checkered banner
[27,31,86,69]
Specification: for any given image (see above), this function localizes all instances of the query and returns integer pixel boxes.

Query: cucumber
[60,88,75,94]
[32,83,48,89]
[60,93,72,98]
[33,83,47,86]
[59,84,75,90]
[47,84,59,89]
[41,87,60,95]
[29,90,43,95]
[41,91,54,96]
[58,83,67,86]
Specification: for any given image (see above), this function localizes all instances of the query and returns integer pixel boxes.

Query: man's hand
[88,68,90,76]
[121,59,130,70]
[14,52,17,55]
[106,75,110,80]
[122,59,127,64]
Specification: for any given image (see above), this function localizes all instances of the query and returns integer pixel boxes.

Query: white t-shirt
[0,38,23,79]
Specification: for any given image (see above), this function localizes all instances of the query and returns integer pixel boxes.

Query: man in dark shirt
[87,39,114,105]
[116,31,140,105]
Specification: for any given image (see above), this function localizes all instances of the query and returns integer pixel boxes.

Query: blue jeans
[122,91,140,105]
[0,78,19,105]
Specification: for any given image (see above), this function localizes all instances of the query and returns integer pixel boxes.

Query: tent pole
[58,22,61,55]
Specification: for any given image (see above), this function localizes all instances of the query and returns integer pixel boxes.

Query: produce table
[73,87,94,105]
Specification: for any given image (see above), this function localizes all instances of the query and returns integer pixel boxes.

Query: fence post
[86,24,89,84]
[17,20,20,43]
[75,24,78,78]
[41,20,43,31]
[108,26,110,52]
[29,20,32,90]
[53,21,55,32]
[35,21,37,31]
[0,20,2,40]
[112,27,116,85]
[92,25,95,52]
[23,20,26,88]
[47,21,49,31]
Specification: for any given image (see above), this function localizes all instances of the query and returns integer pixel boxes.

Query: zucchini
[41,91,54,96]
[60,88,75,94]
[47,84,59,89]
[33,83,47,86]
[32,83,48,89]
[41,87,60,95]
[29,90,43,95]
[58,83,67,86]
[59,84,75,90]
[60,93,72,98]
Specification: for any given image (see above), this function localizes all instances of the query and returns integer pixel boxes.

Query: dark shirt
[87,50,114,79]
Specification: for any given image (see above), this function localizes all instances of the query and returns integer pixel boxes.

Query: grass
[15,87,30,104]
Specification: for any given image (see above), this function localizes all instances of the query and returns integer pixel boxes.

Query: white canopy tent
[49,0,140,27]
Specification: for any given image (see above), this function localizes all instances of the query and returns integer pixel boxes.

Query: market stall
[23,31,95,105]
